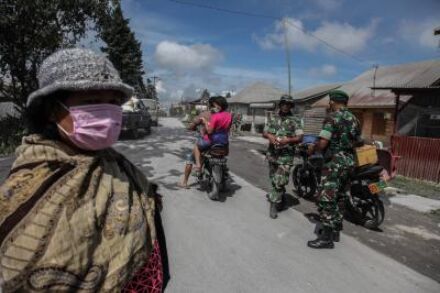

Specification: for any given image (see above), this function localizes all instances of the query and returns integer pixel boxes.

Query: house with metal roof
[228,81,340,132]
[292,83,340,112]
[227,82,285,131]
[311,59,440,145]
[372,63,440,182]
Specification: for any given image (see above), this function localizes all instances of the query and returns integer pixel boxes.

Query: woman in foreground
[0,48,168,292]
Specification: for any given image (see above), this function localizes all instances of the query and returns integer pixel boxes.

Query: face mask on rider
[211,106,221,113]
[56,102,122,151]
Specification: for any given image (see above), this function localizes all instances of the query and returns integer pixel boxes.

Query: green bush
[0,116,25,155]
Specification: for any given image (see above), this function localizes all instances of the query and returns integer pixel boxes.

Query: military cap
[328,90,349,104]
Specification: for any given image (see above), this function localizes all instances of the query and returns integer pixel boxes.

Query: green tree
[146,78,158,100]
[0,0,104,111]
[98,1,147,98]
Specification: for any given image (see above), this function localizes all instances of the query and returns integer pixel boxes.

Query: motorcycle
[197,144,229,201]
[292,142,323,199]
[293,136,388,229]
[345,163,387,229]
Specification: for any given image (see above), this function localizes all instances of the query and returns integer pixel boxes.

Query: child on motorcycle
[197,96,232,166]
[178,96,232,189]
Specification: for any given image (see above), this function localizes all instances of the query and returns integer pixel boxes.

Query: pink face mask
[57,103,122,151]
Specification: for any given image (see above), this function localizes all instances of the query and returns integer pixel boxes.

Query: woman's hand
[200,117,209,126]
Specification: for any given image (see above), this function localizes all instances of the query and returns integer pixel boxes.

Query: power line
[283,19,369,65]
[169,0,276,19]
[168,0,372,65]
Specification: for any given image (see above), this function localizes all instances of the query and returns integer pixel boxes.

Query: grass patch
[389,175,440,200]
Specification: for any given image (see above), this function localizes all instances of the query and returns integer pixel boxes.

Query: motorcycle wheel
[292,165,317,199]
[345,195,385,229]
[292,164,301,190]
[207,165,222,201]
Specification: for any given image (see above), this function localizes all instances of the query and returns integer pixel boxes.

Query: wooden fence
[392,135,440,183]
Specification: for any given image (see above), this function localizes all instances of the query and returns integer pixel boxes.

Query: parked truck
[121,97,152,139]
[141,98,159,126]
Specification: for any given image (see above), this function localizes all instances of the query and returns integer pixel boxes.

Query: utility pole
[283,18,292,96]
[372,64,379,97]
[148,76,160,86]
[434,26,440,48]
[146,76,161,100]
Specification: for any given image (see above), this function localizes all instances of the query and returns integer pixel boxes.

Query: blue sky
[115,0,440,101]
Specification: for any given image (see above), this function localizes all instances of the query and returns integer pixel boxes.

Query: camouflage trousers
[317,152,354,229]
[268,162,293,203]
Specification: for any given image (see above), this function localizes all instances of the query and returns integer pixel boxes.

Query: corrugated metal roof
[313,59,440,108]
[293,83,341,102]
[302,108,327,135]
[228,82,285,104]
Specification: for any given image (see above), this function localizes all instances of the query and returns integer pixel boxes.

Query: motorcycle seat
[353,164,383,179]
[208,144,229,157]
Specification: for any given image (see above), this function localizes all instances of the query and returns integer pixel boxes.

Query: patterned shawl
[0,135,159,292]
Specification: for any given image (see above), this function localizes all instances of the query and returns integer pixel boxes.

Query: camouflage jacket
[264,112,304,165]
[319,107,361,157]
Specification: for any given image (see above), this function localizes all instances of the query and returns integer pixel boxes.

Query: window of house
[372,112,386,135]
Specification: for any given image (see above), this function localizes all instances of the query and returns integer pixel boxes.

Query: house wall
[397,93,440,138]
[229,103,272,125]
[351,108,395,146]
[229,103,252,123]
[295,96,326,116]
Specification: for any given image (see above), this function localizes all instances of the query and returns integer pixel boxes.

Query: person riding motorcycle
[263,95,304,219]
[179,96,232,188]
[197,96,232,166]
[307,89,362,249]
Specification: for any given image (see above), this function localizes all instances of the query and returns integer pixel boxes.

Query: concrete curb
[389,194,440,213]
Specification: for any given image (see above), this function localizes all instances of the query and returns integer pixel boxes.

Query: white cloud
[400,19,439,49]
[154,41,223,73]
[154,63,340,103]
[155,80,167,94]
[254,18,317,51]
[151,65,286,103]
[308,64,337,77]
[255,17,378,54]
[314,20,378,53]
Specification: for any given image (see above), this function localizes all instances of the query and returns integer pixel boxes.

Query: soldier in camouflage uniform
[308,90,361,249]
[263,95,304,219]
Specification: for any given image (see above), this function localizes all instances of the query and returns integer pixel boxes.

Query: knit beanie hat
[27,48,134,109]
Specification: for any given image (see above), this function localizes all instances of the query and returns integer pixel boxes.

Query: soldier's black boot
[276,195,285,211]
[270,202,278,219]
[307,226,334,249]
[333,230,340,242]
[333,222,343,242]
